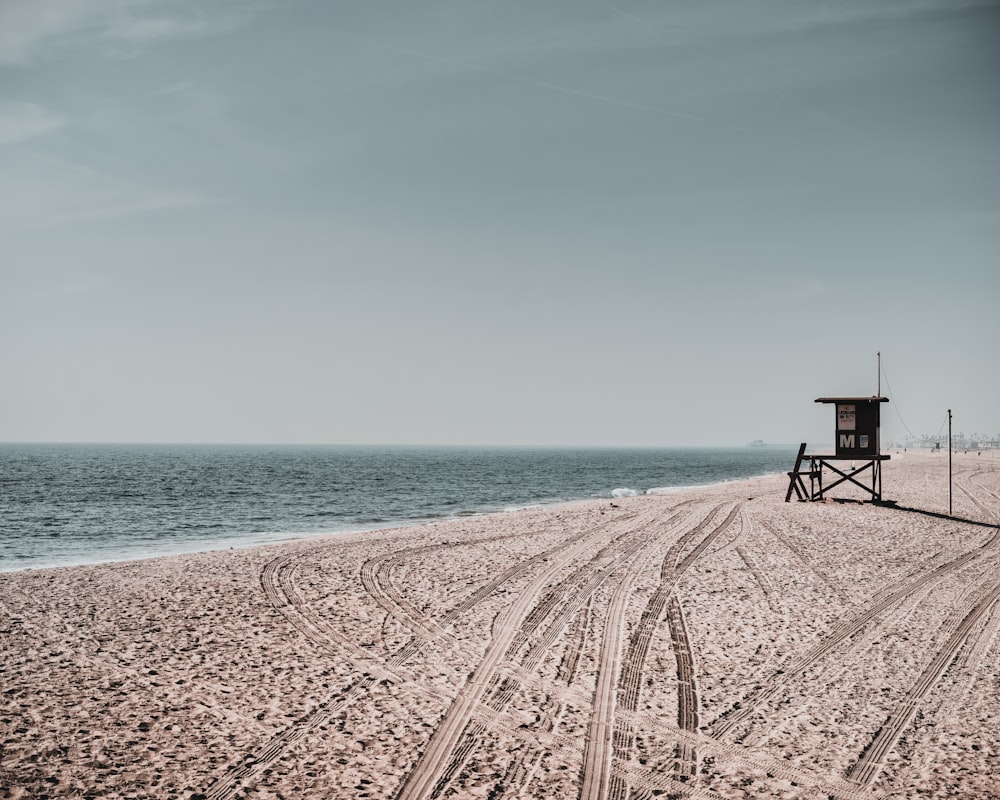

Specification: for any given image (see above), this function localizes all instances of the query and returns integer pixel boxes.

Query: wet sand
[1,451,998,799]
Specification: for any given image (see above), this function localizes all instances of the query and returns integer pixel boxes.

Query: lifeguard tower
[786,396,890,502]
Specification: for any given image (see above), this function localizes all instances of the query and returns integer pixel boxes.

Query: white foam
[646,482,724,495]
[611,487,639,497]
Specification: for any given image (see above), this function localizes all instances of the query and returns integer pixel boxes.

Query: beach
[1,451,997,799]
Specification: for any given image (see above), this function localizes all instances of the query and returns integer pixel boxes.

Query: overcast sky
[2,0,998,447]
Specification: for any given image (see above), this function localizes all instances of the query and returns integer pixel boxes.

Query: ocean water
[0,444,795,572]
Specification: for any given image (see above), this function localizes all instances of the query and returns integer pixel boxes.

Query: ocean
[0,444,795,572]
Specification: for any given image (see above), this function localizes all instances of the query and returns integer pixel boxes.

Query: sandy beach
[1,451,997,799]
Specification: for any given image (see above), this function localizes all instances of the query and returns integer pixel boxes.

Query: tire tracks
[392,507,669,800]
[361,544,452,642]
[712,525,1000,741]
[587,502,743,800]
[206,513,638,799]
[846,578,1000,787]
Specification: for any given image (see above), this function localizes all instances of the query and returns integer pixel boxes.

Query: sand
[1,451,998,800]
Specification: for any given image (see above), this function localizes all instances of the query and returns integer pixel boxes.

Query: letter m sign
[840,434,856,449]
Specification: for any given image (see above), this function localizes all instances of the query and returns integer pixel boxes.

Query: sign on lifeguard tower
[785,395,890,503]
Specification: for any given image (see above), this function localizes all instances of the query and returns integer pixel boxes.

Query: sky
[2,0,998,447]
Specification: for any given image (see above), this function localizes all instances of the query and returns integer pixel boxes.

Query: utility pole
[948,409,953,515]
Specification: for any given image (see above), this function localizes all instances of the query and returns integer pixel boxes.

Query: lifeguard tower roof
[815,396,889,404]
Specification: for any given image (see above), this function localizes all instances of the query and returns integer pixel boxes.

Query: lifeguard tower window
[815,396,887,458]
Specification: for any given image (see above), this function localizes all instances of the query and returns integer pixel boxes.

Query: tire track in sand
[846,577,1000,787]
[361,522,563,647]
[206,513,635,799]
[492,503,715,800]
[205,551,393,800]
[596,503,743,800]
[712,526,1000,741]
[394,504,705,800]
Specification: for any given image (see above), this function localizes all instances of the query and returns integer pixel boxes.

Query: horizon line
[0,440,805,449]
